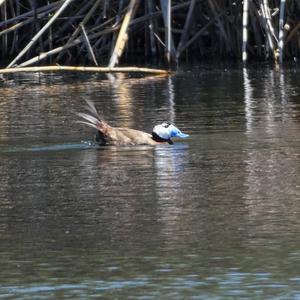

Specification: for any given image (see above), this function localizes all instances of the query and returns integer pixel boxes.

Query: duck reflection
[73,142,190,246]
[154,144,189,241]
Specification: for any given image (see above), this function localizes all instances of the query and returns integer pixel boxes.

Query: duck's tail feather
[77,112,99,126]
[84,99,101,120]
[76,120,99,130]
[77,110,103,129]
[77,101,109,134]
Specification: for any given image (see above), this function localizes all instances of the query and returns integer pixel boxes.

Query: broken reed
[0,0,299,69]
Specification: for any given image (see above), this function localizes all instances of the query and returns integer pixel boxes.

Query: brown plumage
[78,100,172,146]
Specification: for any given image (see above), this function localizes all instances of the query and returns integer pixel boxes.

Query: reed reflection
[243,68,254,134]
[243,68,300,232]
[107,73,135,128]
[167,76,175,124]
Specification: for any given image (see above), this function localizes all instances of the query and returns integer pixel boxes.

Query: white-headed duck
[78,100,189,146]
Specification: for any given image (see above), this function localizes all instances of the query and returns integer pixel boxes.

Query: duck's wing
[115,127,158,145]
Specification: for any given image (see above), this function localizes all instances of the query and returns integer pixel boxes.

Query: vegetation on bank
[0,0,299,70]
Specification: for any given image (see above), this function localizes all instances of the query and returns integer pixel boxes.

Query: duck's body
[78,100,188,146]
[94,125,169,146]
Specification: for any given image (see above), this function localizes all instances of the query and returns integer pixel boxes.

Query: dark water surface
[1,65,300,299]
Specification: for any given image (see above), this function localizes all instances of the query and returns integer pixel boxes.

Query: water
[1,65,300,299]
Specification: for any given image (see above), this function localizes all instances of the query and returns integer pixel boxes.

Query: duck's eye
[163,122,170,128]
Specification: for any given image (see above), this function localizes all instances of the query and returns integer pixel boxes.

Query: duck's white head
[152,122,189,140]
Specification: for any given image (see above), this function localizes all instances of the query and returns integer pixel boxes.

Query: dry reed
[0,0,299,70]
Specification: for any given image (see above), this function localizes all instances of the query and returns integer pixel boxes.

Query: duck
[77,100,189,146]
